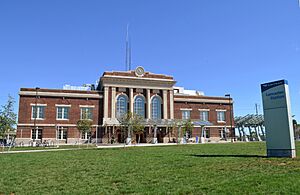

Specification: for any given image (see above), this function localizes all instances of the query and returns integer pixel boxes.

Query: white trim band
[79,105,95,108]
[18,124,98,127]
[20,91,102,99]
[102,75,175,82]
[55,104,71,107]
[174,98,233,104]
[30,103,47,106]
[198,109,210,111]
[216,109,227,112]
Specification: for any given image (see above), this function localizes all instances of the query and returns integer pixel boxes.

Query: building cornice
[174,98,233,104]
[19,91,103,99]
[17,124,99,127]
[102,74,175,82]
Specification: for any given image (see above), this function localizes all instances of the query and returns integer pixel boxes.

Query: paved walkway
[96,143,179,149]
[0,147,82,154]
[0,141,236,154]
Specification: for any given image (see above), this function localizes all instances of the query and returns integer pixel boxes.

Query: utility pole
[125,24,131,71]
[34,87,40,142]
[255,103,259,116]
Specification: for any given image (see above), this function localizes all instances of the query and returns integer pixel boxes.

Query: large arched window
[116,94,128,118]
[151,96,162,120]
[134,95,145,118]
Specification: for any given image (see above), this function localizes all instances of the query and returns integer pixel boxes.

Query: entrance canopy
[192,121,213,127]
[103,118,213,127]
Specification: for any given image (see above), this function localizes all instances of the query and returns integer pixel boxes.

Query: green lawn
[0,142,300,194]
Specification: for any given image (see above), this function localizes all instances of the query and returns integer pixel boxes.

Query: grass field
[0,142,299,194]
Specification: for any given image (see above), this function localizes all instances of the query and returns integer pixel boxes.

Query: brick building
[16,66,234,145]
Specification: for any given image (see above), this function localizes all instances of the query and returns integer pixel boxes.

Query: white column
[111,87,116,118]
[163,90,168,119]
[129,88,134,113]
[147,89,151,119]
[170,90,174,119]
[104,86,109,119]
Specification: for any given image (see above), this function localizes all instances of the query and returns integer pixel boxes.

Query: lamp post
[33,87,40,143]
[225,94,233,142]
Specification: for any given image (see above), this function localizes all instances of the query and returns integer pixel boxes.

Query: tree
[76,119,92,146]
[0,96,17,140]
[167,120,176,143]
[181,119,194,143]
[118,112,144,145]
[131,114,145,144]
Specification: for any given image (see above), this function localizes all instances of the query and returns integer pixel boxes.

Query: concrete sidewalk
[96,143,179,149]
[0,147,82,154]
[0,141,236,154]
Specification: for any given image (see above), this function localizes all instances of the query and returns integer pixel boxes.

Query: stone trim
[216,109,227,112]
[79,105,95,108]
[163,90,168,119]
[104,87,109,119]
[174,98,232,104]
[146,89,151,119]
[102,83,174,90]
[170,90,174,119]
[102,75,175,82]
[180,108,193,111]
[20,91,102,99]
[198,109,210,111]
[18,124,99,127]
[30,103,47,106]
[55,104,72,107]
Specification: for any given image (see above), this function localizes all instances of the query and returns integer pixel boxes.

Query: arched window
[134,95,145,118]
[116,94,128,118]
[151,96,162,120]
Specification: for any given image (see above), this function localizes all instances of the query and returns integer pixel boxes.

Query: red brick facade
[16,68,234,145]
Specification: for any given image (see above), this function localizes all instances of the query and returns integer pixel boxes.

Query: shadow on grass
[189,154,266,158]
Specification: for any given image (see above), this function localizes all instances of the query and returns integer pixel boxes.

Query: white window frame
[134,95,145,118]
[219,128,226,139]
[80,107,93,120]
[116,94,128,119]
[182,110,191,120]
[151,96,162,120]
[81,131,91,140]
[31,128,43,140]
[56,127,67,140]
[203,128,210,138]
[31,105,46,120]
[199,110,209,121]
[56,106,70,120]
[217,110,226,123]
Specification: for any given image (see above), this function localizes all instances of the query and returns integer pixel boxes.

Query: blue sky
[0,0,300,120]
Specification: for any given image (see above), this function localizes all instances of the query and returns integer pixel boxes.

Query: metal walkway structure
[234,114,265,141]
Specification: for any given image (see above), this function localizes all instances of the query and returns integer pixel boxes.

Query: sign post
[261,80,296,158]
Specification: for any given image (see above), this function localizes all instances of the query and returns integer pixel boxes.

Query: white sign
[261,80,296,158]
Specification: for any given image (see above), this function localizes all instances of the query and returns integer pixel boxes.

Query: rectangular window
[80,108,93,120]
[57,127,68,140]
[217,111,226,122]
[182,110,191,120]
[57,107,69,120]
[200,111,209,121]
[32,106,45,119]
[81,131,91,140]
[31,128,43,140]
